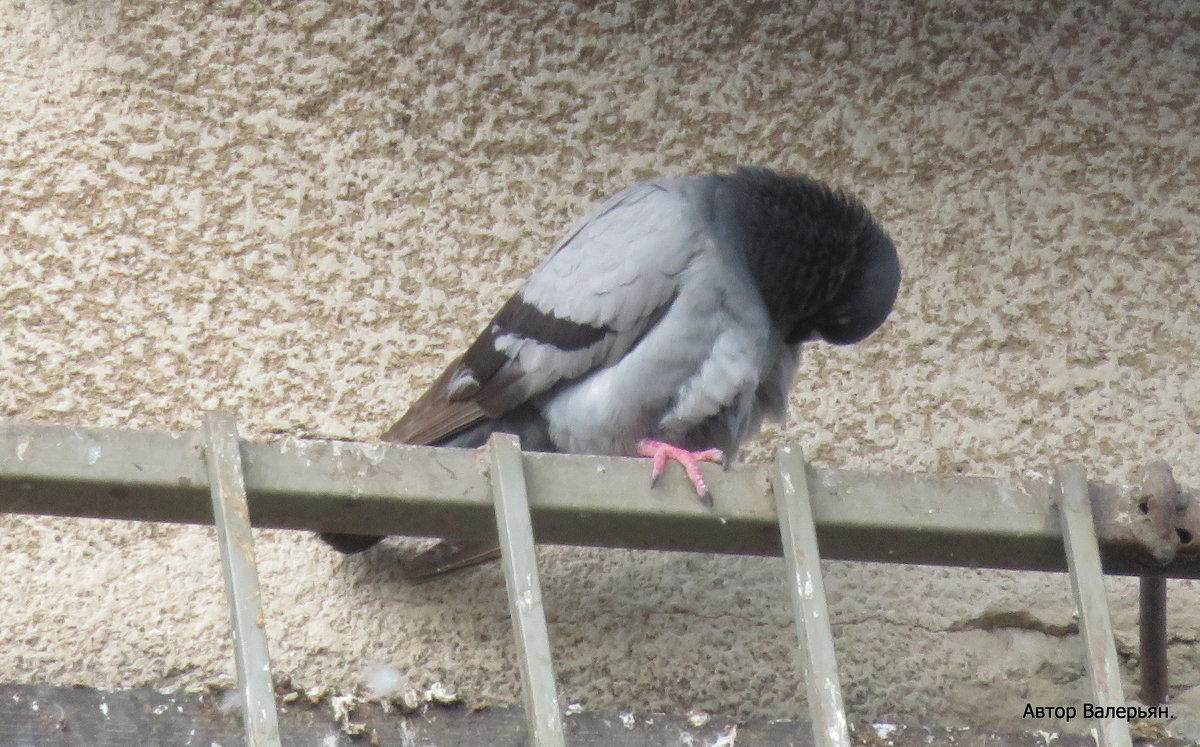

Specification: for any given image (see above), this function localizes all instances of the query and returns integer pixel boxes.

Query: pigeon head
[806,222,899,345]
[721,168,899,346]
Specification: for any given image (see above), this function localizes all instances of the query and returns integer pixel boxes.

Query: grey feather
[321,168,900,569]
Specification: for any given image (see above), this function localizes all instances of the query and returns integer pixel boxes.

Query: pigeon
[321,167,901,576]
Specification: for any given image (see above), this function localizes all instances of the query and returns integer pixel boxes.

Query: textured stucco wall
[2,0,1199,734]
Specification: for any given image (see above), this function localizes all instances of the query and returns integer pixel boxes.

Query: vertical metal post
[488,434,566,747]
[1139,575,1168,705]
[203,412,282,747]
[1055,463,1132,747]
[772,445,850,747]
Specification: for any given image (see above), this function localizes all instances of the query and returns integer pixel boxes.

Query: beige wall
[2,0,1198,732]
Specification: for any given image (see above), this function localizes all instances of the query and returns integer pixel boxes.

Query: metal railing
[2,417,1196,746]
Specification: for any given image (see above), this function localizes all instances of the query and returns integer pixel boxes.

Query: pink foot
[636,439,724,507]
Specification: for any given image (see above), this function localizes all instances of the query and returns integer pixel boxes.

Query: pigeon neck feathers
[713,168,899,346]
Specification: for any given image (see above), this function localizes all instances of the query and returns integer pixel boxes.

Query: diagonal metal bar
[772,445,849,747]
[488,433,565,747]
[1055,463,1132,747]
[202,412,282,747]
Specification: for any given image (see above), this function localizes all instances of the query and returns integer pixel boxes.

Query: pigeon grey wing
[383,179,703,446]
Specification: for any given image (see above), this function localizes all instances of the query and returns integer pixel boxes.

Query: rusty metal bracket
[1092,460,1195,566]
[1114,461,1189,707]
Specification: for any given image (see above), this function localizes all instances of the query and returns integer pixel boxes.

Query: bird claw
[637,439,723,506]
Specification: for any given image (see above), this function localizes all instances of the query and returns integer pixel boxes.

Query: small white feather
[363,662,408,700]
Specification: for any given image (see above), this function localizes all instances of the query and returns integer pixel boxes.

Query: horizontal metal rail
[1,422,1196,577]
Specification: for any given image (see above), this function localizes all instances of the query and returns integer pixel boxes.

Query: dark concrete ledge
[1,684,1178,747]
